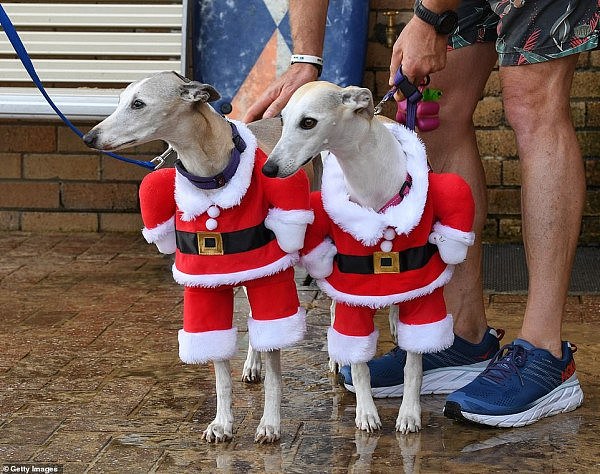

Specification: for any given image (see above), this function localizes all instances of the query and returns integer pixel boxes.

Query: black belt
[176,222,276,255]
[335,242,438,274]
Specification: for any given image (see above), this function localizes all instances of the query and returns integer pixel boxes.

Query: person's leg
[500,55,585,357]
[423,42,497,343]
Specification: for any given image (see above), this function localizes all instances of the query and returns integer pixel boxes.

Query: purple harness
[175,122,247,190]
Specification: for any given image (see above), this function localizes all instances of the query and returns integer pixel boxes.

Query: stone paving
[0,232,599,473]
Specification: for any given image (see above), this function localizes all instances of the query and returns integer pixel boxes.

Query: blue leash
[0,4,156,170]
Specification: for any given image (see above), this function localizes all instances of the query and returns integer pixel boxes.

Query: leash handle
[374,66,423,132]
[0,5,155,170]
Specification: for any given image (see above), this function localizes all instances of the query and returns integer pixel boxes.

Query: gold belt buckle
[196,231,224,255]
[373,251,400,274]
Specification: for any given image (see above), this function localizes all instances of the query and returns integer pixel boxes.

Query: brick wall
[0,1,598,242]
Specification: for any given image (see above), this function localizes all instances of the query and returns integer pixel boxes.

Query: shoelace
[480,344,528,386]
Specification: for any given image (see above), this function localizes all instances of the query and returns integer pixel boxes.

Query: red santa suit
[301,122,475,365]
[139,120,313,364]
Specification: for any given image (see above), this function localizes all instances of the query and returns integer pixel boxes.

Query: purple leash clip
[374,67,423,132]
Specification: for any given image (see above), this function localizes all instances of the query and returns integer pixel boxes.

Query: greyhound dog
[262,81,475,433]
[82,71,314,443]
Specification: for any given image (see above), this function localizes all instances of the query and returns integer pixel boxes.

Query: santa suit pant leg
[328,302,379,366]
[178,285,238,364]
[395,287,454,353]
[244,267,306,351]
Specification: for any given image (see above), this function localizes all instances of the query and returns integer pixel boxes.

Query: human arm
[389,0,460,94]
[242,0,329,122]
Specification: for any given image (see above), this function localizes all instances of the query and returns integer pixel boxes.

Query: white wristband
[290,54,323,77]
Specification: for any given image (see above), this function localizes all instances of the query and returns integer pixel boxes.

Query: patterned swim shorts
[445,0,599,66]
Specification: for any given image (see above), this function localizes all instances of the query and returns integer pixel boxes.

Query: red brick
[502,159,520,186]
[577,131,600,156]
[487,188,520,214]
[61,183,138,210]
[371,0,414,9]
[584,190,600,216]
[580,216,600,243]
[570,101,586,129]
[57,125,164,154]
[571,72,600,99]
[499,218,522,240]
[586,102,600,127]
[585,158,600,186]
[474,97,503,127]
[21,212,98,232]
[365,41,393,69]
[23,154,100,180]
[482,156,501,185]
[0,153,21,179]
[0,124,56,153]
[0,182,59,208]
[483,71,501,97]
[101,156,148,182]
[482,218,498,241]
[476,130,517,157]
[99,213,143,232]
[0,211,20,230]
[590,50,600,67]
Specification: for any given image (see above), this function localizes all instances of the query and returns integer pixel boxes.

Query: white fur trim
[396,314,454,353]
[178,328,237,363]
[247,307,306,351]
[321,123,429,246]
[264,208,314,254]
[172,253,299,288]
[174,120,258,221]
[327,327,379,365]
[317,265,454,309]
[300,238,337,279]
[433,222,475,246]
[142,216,175,243]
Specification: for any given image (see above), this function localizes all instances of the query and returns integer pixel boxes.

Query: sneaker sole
[343,360,490,398]
[443,375,584,428]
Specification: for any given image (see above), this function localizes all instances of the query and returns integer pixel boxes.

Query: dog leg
[388,305,399,345]
[396,351,422,433]
[202,360,234,442]
[255,349,282,443]
[241,342,262,383]
[328,300,339,373]
[352,362,381,432]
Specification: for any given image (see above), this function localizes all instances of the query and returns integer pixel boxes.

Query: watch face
[438,11,458,35]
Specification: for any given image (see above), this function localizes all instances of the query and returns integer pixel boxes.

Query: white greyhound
[262,81,475,434]
[82,71,313,443]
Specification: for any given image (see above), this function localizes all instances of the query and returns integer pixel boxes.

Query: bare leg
[500,55,584,357]
[396,351,422,433]
[423,43,497,343]
[202,360,234,442]
[255,349,282,443]
[351,362,381,432]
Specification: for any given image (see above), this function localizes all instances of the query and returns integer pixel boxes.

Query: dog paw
[395,413,421,434]
[201,421,233,443]
[254,422,280,444]
[241,353,262,383]
[355,409,382,433]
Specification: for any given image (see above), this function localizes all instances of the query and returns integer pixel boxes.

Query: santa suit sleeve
[300,192,337,279]
[139,168,177,254]
[259,149,314,254]
[428,173,476,264]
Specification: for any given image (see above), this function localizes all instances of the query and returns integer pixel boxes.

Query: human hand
[242,63,319,123]
[389,17,449,99]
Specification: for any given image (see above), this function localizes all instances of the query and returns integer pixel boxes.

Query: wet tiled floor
[0,232,598,473]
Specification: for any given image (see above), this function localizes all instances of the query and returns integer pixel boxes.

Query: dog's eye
[131,99,146,110]
[300,117,317,130]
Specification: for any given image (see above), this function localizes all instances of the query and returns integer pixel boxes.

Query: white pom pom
[207,206,220,218]
[380,240,393,252]
[205,218,218,230]
[383,228,396,241]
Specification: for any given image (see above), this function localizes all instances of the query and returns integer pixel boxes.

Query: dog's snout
[82,130,98,148]
[262,161,280,178]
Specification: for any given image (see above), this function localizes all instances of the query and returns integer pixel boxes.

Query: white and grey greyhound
[262,81,475,434]
[82,71,311,444]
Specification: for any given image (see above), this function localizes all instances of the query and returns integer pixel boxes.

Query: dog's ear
[179,82,221,103]
[340,87,374,119]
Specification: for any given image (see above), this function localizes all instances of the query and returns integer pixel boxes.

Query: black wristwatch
[414,1,459,35]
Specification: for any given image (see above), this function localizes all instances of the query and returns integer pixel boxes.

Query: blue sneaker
[443,339,584,427]
[339,327,504,398]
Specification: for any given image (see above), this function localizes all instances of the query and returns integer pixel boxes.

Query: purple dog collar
[175,122,247,190]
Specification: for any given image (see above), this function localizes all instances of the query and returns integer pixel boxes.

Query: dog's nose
[262,161,280,178]
[82,130,98,148]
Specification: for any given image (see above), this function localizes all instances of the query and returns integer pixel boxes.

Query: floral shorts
[445,0,599,66]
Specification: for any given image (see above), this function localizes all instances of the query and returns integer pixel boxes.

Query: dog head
[263,81,375,178]
[83,71,220,151]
